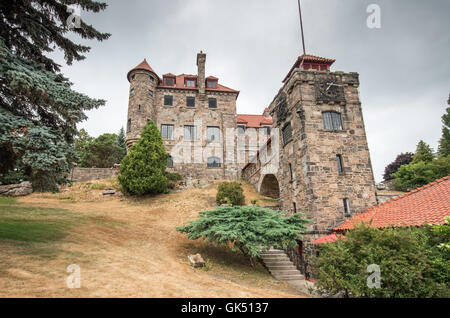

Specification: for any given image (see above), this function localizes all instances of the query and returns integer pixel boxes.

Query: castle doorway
[260,174,280,199]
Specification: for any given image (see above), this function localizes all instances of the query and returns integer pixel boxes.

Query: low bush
[216,181,245,206]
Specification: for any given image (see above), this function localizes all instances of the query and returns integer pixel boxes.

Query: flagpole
[298,0,306,55]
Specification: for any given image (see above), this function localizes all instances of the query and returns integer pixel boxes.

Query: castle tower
[125,59,159,149]
[267,54,377,238]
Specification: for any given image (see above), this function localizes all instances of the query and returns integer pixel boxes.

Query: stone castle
[125,51,378,245]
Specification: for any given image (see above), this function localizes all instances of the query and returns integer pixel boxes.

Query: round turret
[125,59,158,149]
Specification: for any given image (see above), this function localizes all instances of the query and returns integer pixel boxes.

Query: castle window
[207,126,220,142]
[289,163,294,181]
[149,90,153,97]
[167,156,174,168]
[336,154,344,173]
[343,198,351,216]
[207,156,221,168]
[131,74,135,80]
[207,80,217,89]
[184,125,197,141]
[186,97,195,107]
[322,111,343,131]
[293,202,297,214]
[149,76,154,82]
[282,123,293,146]
[263,126,271,136]
[237,125,246,135]
[127,119,131,132]
[138,104,141,112]
[161,124,174,140]
[164,77,175,86]
[130,88,135,97]
[208,98,217,109]
[164,95,173,106]
[186,79,196,88]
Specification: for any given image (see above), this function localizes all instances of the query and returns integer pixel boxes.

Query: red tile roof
[334,176,450,231]
[282,54,336,83]
[312,233,344,244]
[127,59,157,81]
[237,114,273,128]
[158,73,239,94]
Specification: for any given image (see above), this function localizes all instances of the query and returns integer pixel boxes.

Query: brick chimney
[197,51,206,99]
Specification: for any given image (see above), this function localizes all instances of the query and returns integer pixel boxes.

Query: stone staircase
[261,248,304,281]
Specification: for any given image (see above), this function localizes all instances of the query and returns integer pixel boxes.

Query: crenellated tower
[125,59,159,149]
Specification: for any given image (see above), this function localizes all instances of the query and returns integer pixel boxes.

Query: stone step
[262,256,290,262]
[262,249,285,254]
[268,265,297,270]
[273,274,305,281]
[270,269,301,276]
[263,260,293,266]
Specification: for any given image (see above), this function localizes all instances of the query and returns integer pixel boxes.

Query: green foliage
[79,133,124,168]
[176,206,310,261]
[312,224,450,298]
[0,1,109,191]
[216,182,245,206]
[74,129,94,163]
[438,97,450,157]
[383,152,414,181]
[412,140,434,164]
[117,127,127,157]
[166,172,183,189]
[118,121,168,195]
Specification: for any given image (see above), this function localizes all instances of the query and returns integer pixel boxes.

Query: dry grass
[0,179,305,298]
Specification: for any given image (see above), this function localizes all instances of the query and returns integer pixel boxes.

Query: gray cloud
[54,0,450,182]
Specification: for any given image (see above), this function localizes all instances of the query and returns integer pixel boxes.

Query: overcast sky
[54,0,450,182]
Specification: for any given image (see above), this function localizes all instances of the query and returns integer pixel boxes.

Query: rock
[188,254,206,268]
[0,181,33,197]
[114,191,124,197]
[376,183,386,190]
[103,189,116,195]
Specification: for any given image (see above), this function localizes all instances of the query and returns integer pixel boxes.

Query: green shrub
[312,224,450,298]
[118,121,168,195]
[216,181,245,206]
[176,206,310,266]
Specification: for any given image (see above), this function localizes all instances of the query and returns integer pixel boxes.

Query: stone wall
[70,167,119,182]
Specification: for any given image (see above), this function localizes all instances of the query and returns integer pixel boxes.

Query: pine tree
[117,127,127,158]
[438,96,450,157]
[0,1,110,191]
[80,133,123,168]
[412,140,434,164]
[118,121,169,195]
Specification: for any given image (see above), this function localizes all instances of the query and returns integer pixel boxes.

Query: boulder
[0,181,33,197]
[188,254,206,268]
[103,189,116,196]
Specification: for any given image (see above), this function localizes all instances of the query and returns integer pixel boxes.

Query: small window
[289,163,294,181]
[293,202,297,214]
[184,125,197,141]
[131,74,135,80]
[127,119,131,132]
[263,126,271,136]
[207,80,217,89]
[186,97,195,107]
[208,98,217,109]
[207,156,221,168]
[167,156,173,168]
[207,126,220,142]
[161,124,174,140]
[186,80,195,88]
[164,95,173,106]
[343,198,351,216]
[149,90,153,97]
[130,88,135,97]
[337,155,344,173]
[138,104,141,112]
[165,77,175,86]
[237,125,246,135]
[149,76,154,82]
[282,123,293,146]
[322,111,343,130]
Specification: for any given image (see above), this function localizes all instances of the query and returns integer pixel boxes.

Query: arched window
[207,156,221,168]
[127,119,131,132]
[322,111,343,130]
[167,156,174,168]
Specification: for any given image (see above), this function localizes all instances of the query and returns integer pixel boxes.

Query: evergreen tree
[438,96,450,157]
[80,133,123,168]
[118,121,169,195]
[412,140,434,164]
[74,128,94,163]
[0,1,110,191]
[117,127,127,158]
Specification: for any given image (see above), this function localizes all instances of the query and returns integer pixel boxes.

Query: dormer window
[237,125,246,135]
[207,80,217,89]
[164,76,175,86]
[186,79,196,88]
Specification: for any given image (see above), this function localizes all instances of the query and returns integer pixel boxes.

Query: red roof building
[236,114,273,128]
[282,54,336,83]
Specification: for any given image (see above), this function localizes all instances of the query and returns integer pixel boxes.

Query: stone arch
[259,174,280,199]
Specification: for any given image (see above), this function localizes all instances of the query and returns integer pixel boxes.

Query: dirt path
[0,181,305,298]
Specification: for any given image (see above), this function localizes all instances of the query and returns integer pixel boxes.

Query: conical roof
[127,59,157,81]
